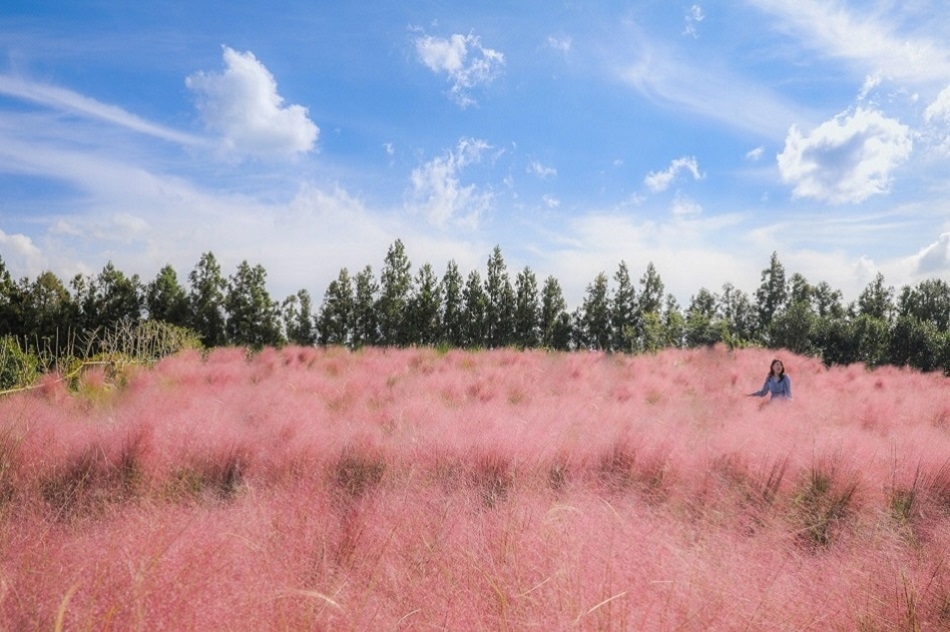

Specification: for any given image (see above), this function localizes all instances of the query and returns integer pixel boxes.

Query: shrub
[0,336,39,391]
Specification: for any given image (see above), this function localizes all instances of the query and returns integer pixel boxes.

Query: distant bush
[0,336,39,391]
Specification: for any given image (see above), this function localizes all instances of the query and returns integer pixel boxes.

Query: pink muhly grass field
[3,345,950,629]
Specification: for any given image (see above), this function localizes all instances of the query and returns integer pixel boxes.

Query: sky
[2,1,950,310]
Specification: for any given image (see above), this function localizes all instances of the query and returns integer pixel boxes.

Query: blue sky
[2,1,950,309]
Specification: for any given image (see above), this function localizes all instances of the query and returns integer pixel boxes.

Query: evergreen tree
[316,268,354,346]
[540,275,570,350]
[484,246,515,348]
[146,264,189,326]
[188,252,228,347]
[440,260,465,347]
[23,271,76,355]
[462,270,488,348]
[857,273,894,321]
[0,256,25,338]
[282,289,317,346]
[408,262,442,346]
[377,239,412,347]
[578,272,611,350]
[610,261,637,352]
[661,294,685,350]
[224,260,281,349]
[351,266,379,348]
[718,283,755,346]
[684,287,723,347]
[72,262,143,340]
[812,281,845,319]
[513,266,540,349]
[754,251,788,342]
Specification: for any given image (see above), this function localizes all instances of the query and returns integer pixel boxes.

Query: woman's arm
[749,378,769,397]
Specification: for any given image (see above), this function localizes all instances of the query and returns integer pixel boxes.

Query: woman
[749,359,791,400]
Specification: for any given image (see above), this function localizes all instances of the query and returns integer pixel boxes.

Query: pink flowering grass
[2,345,950,629]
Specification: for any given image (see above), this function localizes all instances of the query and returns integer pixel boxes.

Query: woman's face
[771,361,784,375]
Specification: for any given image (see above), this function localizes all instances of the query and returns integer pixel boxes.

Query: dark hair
[768,359,785,380]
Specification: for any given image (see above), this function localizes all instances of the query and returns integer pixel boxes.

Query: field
[3,345,950,630]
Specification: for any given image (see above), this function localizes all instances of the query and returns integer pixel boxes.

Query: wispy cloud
[414,31,505,108]
[777,107,912,204]
[527,160,557,180]
[186,46,319,159]
[683,5,705,38]
[746,1,950,84]
[0,74,203,146]
[619,35,817,138]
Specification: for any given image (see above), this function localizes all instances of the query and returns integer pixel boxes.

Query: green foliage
[187,252,228,347]
[0,336,39,391]
[225,261,282,349]
[377,239,413,346]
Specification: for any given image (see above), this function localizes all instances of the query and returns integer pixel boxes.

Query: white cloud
[683,5,705,38]
[527,160,557,180]
[407,138,494,228]
[857,73,883,102]
[186,46,319,159]
[777,107,912,204]
[542,194,560,209]
[747,0,950,84]
[547,36,572,54]
[924,84,950,123]
[914,232,950,274]
[619,35,817,138]
[0,229,42,276]
[414,32,505,107]
[0,74,203,146]
[746,146,765,161]
[644,156,703,192]
[671,191,702,217]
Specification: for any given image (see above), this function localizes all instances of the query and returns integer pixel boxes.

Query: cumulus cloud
[0,229,42,276]
[186,46,318,158]
[407,138,494,228]
[414,32,505,107]
[777,107,912,204]
[644,156,703,192]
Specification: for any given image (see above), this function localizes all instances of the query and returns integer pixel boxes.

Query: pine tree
[462,270,487,348]
[484,246,515,348]
[578,272,611,351]
[610,261,637,352]
[377,239,412,347]
[440,261,465,347]
[224,261,281,349]
[513,266,540,349]
[352,265,379,347]
[540,275,570,350]
[282,289,316,346]
[408,262,442,346]
[754,251,788,342]
[146,264,189,326]
[188,252,228,348]
[316,268,354,346]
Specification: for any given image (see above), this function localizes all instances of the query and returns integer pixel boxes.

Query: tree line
[2,239,950,374]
